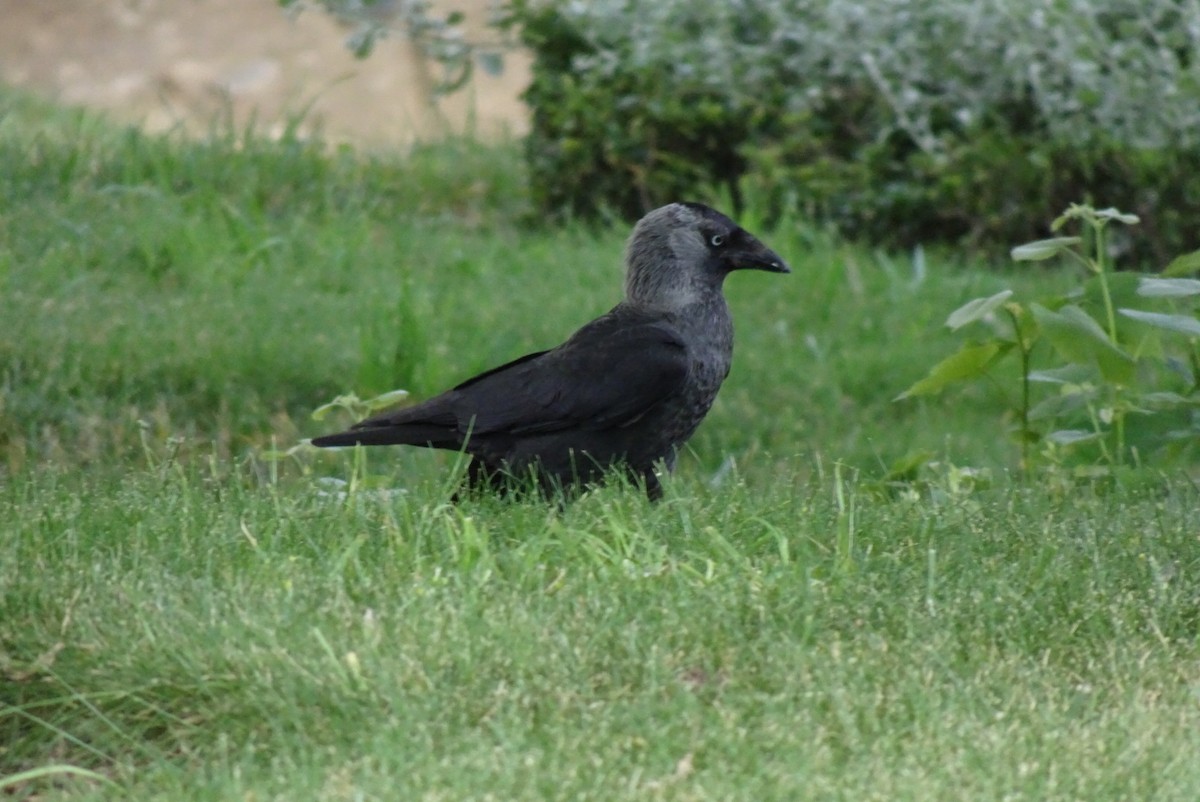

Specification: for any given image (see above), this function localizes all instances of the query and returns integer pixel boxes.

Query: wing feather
[459,318,688,436]
[321,309,689,448]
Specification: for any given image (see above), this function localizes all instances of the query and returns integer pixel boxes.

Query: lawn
[2,90,1198,800]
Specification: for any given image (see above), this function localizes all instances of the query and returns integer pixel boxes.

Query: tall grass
[2,89,1198,800]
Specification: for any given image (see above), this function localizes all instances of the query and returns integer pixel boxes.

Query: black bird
[311,202,789,499]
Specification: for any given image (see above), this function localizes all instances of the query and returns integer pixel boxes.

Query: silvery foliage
[280,0,509,93]
[553,0,1200,152]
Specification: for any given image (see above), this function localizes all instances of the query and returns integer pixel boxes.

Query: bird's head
[624,202,789,309]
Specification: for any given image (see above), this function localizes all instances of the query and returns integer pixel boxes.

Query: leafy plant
[506,0,1200,259]
[279,0,510,93]
[310,387,411,425]
[260,389,408,465]
[900,203,1200,477]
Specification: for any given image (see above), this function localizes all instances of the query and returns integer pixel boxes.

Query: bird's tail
[310,423,460,449]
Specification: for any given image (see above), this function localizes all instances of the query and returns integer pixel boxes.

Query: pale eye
[709,233,726,247]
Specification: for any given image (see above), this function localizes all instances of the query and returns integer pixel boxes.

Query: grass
[2,88,1199,799]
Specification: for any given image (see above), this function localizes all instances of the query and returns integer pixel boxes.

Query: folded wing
[311,313,689,449]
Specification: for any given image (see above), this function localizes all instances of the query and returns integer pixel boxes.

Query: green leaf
[1032,304,1108,346]
[1027,364,1096,384]
[364,389,411,412]
[1046,429,1102,445]
[1136,277,1200,297]
[945,290,1014,330]
[1138,392,1200,410]
[1092,207,1140,225]
[1051,203,1090,230]
[313,394,360,421]
[1030,304,1135,384]
[1053,204,1138,229]
[1163,249,1200,277]
[0,765,116,790]
[1011,237,1082,262]
[1118,309,1200,337]
[880,450,937,482]
[1028,388,1097,422]
[896,341,1013,399]
[1084,272,1140,310]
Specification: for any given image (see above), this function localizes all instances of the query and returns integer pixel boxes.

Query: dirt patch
[0,0,530,147]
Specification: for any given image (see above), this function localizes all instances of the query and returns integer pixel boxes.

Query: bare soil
[0,0,530,146]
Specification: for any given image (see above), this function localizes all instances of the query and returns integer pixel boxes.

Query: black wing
[457,316,689,436]
[313,310,689,448]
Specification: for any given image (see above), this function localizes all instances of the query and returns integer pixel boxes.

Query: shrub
[509,0,764,220]
[899,204,1200,479]
[508,0,1200,259]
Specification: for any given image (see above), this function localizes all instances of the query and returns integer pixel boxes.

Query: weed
[900,203,1200,479]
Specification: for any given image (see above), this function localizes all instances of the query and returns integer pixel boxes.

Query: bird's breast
[653,298,735,444]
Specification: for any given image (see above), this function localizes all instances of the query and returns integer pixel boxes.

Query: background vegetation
[510,0,1200,262]
[1,34,1199,802]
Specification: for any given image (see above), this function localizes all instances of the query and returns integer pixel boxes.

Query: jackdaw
[311,202,789,499]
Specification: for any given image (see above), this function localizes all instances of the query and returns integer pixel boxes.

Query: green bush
[900,204,1200,480]
[510,0,761,220]
[508,0,1200,259]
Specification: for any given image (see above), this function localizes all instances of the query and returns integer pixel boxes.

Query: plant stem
[1090,220,1128,465]
[1087,403,1114,466]
[1092,222,1119,343]
[1006,306,1032,476]
[1116,411,1126,468]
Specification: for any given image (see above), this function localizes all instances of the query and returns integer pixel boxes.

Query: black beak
[727,232,790,274]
